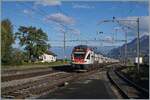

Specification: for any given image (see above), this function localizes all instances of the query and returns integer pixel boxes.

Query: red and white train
[71,45,119,70]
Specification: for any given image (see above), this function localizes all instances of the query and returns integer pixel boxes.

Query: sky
[1,0,149,48]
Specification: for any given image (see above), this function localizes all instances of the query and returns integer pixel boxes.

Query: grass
[1,61,70,70]
[122,64,149,80]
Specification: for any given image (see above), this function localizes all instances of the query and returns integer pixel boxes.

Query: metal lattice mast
[137,18,140,74]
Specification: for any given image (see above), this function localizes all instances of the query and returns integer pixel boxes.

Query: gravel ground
[39,71,118,99]
[1,72,67,88]
[2,68,53,76]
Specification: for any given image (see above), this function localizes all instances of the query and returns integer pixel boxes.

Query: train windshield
[73,52,85,59]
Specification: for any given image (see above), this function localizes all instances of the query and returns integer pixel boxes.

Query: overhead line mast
[97,17,140,73]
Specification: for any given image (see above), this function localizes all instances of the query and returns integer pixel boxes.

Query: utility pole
[125,29,127,66]
[137,17,140,74]
[64,31,66,61]
[120,47,122,63]
[118,26,128,66]
[98,17,140,71]
[97,31,103,47]
[59,24,68,61]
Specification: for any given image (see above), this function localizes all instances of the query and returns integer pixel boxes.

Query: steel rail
[115,70,149,96]
[107,67,149,99]
[107,69,129,99]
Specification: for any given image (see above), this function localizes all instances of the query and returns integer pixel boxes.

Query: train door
[91,52,95,63]
[86,52,94,64]
[86,53,91,64]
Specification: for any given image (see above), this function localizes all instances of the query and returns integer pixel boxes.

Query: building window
[44,56,46,59]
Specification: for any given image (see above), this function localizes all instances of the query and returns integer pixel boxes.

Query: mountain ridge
[107,35,149,61]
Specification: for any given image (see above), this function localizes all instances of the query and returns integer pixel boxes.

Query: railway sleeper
[107,68,147,99]
[2,66,107,99]
[2,73,70,94]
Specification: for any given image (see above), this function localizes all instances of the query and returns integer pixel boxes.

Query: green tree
[10,48,24,65]
[15,26,50,62]
[1,19,14,64]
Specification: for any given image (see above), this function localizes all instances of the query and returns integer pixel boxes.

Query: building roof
[45,51,57,56]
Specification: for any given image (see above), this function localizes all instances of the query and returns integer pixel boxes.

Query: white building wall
[40,53,56,62]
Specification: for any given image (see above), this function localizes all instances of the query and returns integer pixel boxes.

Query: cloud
[35,0,61,6]
[23,9,32,14]
[72,4,94,9]
[68,28,80,35]
[104,36,114,43]
[139,16,150,32]
[54,25,65,33]
[141,31,149,37]
[116,16,150,35]
[54,24,80,35]
[23,9,34,17]
[44,13,75,25]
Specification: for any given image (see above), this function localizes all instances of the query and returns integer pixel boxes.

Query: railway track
[1,64,71,74]
[2,64,108,99]
[2,72,72,99]
[107,67,149,99]
[2,69,55,82]
[2,65,71,82]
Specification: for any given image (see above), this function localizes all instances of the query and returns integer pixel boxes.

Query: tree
[10,48,24,65]
[15,26,50,62]
[1,19,14,64]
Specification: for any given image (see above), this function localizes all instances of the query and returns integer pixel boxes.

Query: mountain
[49,46,73,59]
[93,46,117,56]
[50,46,116,59]
[107,35,149,60]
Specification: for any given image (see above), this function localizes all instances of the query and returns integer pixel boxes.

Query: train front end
[71,45,94,70]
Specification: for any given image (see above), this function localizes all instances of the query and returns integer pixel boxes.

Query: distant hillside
[93,46,117,56]
[49,46,73,59]
[107,35,149,60]
[50,46,116,59]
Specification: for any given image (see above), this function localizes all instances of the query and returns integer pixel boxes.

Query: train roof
[74,45,103,53]
[73,45,106,55]
[74,45,88,47]
[74,45,88,49]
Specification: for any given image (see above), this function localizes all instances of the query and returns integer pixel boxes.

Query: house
[39,51,57,62]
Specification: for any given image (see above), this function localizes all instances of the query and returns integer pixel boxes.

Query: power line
[98,16,140,74]
[48,39,126,43]
[21,2,48,17]
[21,2,80,59]
[17,3,51,26]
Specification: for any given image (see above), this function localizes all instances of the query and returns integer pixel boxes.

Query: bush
[2,48,27,66]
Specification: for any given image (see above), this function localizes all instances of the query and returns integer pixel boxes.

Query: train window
[74,54,85,58]
[87,54,90,59]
